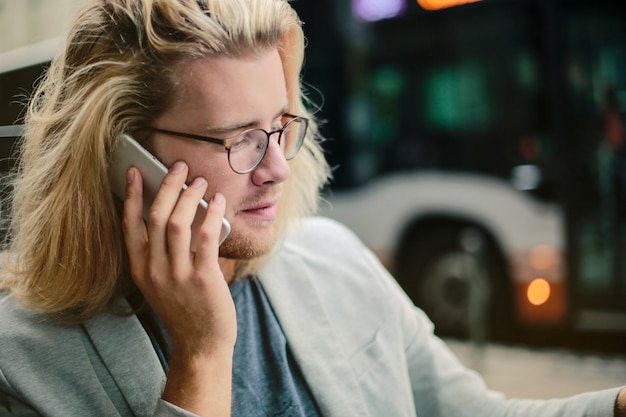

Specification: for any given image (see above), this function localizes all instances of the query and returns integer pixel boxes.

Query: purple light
[352,0,407,22]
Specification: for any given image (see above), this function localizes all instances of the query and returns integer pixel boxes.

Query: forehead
[164,48,288,129]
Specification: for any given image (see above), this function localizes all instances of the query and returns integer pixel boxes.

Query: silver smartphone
[108,133,231,247]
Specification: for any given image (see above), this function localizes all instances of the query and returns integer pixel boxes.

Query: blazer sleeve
[399,305,622,416]
[153,400,203,417]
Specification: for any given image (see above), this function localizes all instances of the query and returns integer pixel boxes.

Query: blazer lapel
[84,301,166,416]
[259,248,371,417]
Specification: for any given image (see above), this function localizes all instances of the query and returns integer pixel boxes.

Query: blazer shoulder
[0,291,79,354]
[286,216,365,254]
[277,216,399,300]
[0,291,58,331]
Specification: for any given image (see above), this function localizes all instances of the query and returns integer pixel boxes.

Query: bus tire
[394,222,514,341]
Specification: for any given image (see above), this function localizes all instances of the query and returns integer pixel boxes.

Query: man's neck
[219,258,238,284]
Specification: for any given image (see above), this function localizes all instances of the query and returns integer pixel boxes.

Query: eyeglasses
[151,114,308,174]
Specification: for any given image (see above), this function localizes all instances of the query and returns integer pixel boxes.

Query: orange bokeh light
[417,0,481,11]
[527,278,551,306]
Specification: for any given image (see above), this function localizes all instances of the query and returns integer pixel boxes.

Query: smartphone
[108,133,231,247]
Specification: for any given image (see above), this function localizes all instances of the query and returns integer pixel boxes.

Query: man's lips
[238,195,281,221]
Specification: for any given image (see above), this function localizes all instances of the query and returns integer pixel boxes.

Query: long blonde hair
[1,0,330,323]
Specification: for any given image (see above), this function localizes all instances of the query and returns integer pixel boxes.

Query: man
[0,0,624,416]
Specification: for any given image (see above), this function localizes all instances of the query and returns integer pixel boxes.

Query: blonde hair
[1,0,330,323]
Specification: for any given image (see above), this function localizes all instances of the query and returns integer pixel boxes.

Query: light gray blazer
[0,217,621,416]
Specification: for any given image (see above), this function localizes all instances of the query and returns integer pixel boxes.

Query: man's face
[151,48,291,259]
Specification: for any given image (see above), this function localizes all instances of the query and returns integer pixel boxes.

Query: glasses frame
[151,113,308,174]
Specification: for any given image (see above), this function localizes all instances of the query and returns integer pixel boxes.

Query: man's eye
[231,134,252,151]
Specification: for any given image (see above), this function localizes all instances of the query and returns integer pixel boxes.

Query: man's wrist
[615,388,626,417]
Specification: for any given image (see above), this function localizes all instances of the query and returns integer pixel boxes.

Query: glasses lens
[228,129,268,173]
[281,118,307,160]
[227,117,308,173]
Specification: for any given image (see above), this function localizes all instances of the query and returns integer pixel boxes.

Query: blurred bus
[291,0,626,340]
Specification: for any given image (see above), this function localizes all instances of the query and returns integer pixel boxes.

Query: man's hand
[123,162,236,416]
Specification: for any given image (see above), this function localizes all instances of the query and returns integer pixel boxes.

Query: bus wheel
[395,223,512,341]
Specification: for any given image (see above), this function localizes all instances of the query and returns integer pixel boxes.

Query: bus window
[424,63,492,132]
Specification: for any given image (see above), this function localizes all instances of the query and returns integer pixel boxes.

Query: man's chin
[218,225,277,260]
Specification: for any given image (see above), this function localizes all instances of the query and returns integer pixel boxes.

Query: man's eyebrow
[204,105,290,135]
[205,121,255,136]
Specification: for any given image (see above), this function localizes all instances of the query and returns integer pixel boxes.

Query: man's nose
[250,134,290,185]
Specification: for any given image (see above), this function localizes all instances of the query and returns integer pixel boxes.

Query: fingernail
[190,177,206,188]
[170,161,185,173]
[126,168,135,184]
[212,193,225,203]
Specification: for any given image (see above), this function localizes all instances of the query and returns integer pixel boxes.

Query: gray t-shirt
[230,276,321,417]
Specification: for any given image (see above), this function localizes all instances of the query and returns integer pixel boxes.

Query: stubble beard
[218,220,278,260]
